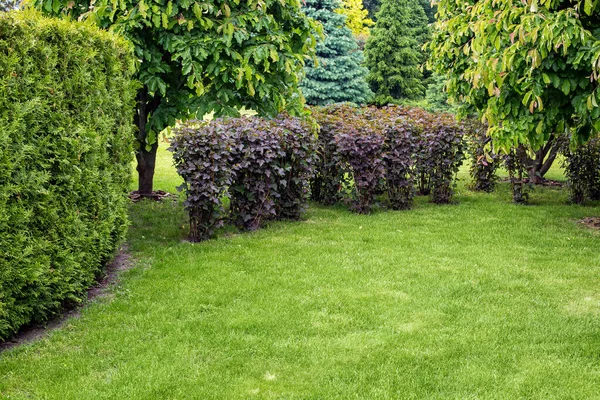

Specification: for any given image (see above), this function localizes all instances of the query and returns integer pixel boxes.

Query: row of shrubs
[310,104,467,212]
[172,104,470,241]
[0,12,136,340]
[468,126,600,204]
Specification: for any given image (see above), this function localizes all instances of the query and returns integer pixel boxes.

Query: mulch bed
[499,177,565,187]
[578,217,600,230]
[129,190,176,202]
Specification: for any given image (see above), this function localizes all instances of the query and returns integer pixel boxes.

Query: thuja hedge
[310,104,467,212]
[0,11,136,340]
[170,116,317,241]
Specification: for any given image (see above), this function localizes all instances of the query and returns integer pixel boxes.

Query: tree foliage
[300,0,372,105]
[37,0,318,195]
[337,0,374,36]
[364,0,430,104]
[429,0,600,151]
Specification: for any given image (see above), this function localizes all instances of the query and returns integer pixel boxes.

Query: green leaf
[542,73,551,84]
[562,80,570,95]
[584,0,593,15]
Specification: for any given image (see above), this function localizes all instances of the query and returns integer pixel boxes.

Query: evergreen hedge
[0,11,136,340]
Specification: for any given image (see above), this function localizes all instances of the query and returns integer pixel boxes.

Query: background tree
[337,0,374,36]
[419,0,436,24]
[362,0,380,20]
[362,0,436,23]
[425,73,454,113]
[37,0,318,197]
[429,0,600,182]
[0,0,19,11]
[300,0,372,105]
[364,0,430,104]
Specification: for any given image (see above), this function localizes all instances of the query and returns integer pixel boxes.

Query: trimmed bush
[229,119,285,231]
[272,116,319,220]
[466,121,500,193]
[0,11,136,340]
[504,148,528,204]
[563,138,600,204]
[335,123,385,213]
[310,105,351,205]
[171,115,317,240]
[169,120,235,242]
[421,117,466,204]
[384,118,418,210]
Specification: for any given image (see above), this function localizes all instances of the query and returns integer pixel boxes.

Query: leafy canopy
[429,0,600,151]
[35,0,319,145]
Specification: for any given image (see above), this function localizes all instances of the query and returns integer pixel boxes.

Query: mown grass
[1,142,599,399]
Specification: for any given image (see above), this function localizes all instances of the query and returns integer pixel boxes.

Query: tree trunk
[134,88,161,197]
[518,135,562,184]
[136,143,159,195]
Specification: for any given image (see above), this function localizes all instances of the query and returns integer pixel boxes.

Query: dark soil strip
[579,217,600,230]
[499,177,565,187]
[129,190,176,202]
[0,247,134,353]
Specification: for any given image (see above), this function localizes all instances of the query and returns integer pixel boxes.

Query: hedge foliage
[170,116,317,241]
[0,11,136,340]
[310,104,467,212]
[563,138,600,204]
[466,121,501,193]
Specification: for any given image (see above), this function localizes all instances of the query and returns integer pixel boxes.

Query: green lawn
[1,142,599,399]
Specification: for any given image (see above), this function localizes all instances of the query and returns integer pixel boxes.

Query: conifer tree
[364,0,429,103]
[301,0,372,105]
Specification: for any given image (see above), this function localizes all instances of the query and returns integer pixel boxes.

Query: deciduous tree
[429,0,600,156]
[37,0,318,196]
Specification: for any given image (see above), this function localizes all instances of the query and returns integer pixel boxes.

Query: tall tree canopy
[300,0,372,105]
[363,0,429,103]
[36,0,318,195]
[429,0,600,151]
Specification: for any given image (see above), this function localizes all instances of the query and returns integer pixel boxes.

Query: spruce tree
[364,0,429,103]
[301,0,372,105]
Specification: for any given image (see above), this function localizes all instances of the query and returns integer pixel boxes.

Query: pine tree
[364,0,430,103]
[301,0,372,105]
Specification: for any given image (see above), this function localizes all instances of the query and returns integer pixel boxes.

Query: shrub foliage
[0,11,136,340]
[563,138,600,204]
[310,104,467,211]
[466,121,500,193]
[171,116,317,241]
